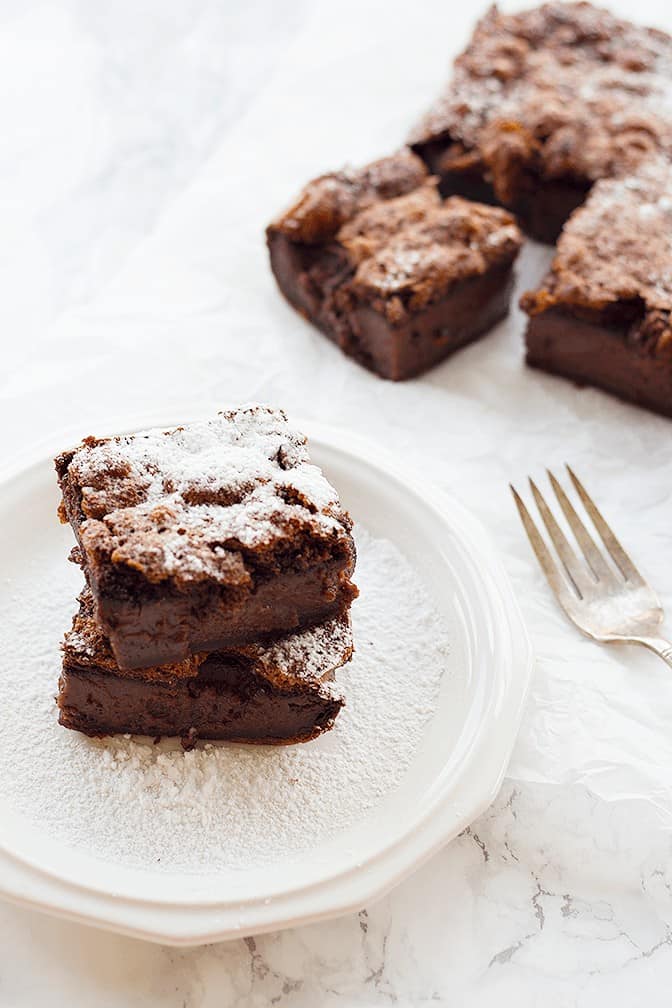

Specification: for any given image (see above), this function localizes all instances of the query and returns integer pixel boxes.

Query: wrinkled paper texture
[2,0,672,837]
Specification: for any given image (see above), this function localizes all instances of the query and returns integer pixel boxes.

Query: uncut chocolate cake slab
[521,159,672,417]
[409,3,672,243]
[267,149,522,380]
[58,590,352,747]
[56,406,357,670]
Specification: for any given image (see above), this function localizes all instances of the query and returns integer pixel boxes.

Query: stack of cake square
[55,406,358,748]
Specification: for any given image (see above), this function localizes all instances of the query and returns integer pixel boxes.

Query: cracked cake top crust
[409,2,672,205]
[268,147,429,245]
[520,157,672,353]
[268,149,522,324]
[339,184,522,321]
[55,405,354,590]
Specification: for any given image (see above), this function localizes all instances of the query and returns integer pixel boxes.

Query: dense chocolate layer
[59,592,352,746]
[58,662,344,747]
[75,548,356,671]
[58,660,344,747]
[270,228,514,379]
[526,307,672,418]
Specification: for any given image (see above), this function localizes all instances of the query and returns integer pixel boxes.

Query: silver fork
[511,466,672,670]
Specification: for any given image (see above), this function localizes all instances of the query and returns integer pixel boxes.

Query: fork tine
[529,478,591,597]
[565,466,643,583]
[546,470,615,582]
[510,484,578,604]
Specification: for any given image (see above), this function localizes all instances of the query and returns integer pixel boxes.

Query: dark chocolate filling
[59,654,343,746]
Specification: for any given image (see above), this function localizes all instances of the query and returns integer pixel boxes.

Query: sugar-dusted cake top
[268,149,521,322]
[341,186,521,320]
[63,588,352,689]
[268,148,428,244]
[410,3,672,200]
[521,158,672,346]
[56,405,353,588]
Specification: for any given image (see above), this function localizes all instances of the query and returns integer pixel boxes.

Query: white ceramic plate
[0,421,533,945]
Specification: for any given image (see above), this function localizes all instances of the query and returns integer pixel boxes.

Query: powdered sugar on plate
[1,526,448,873]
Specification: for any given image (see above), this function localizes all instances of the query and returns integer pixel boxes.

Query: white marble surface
[2,0,672,1004]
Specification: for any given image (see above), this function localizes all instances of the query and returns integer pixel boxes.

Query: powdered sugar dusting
[62,405,351,586]
[254,615,352,684]
[1,527,448,872]
[410,4,672,185]
[531,157,672,313]
[71,406,336,519]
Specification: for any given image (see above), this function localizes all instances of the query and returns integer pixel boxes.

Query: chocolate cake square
[58,590,351,746]
[267,149,522,380]
[56,406,357,670]
[521,159,672,416]
[409,3,672,242]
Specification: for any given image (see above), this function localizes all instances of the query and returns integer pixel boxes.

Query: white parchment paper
[2,0,672,836]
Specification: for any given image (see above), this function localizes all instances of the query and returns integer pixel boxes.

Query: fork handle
[627,636,672,670]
